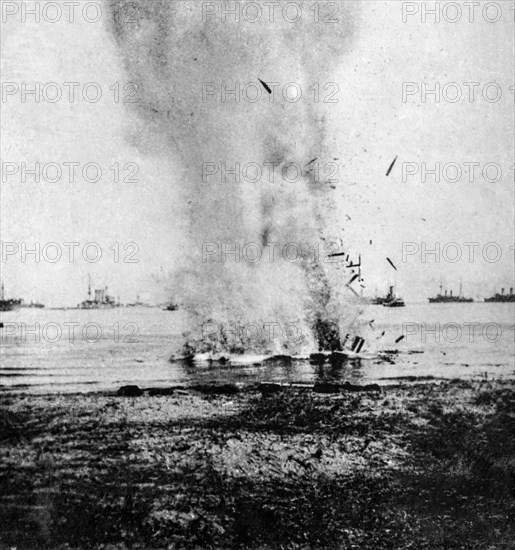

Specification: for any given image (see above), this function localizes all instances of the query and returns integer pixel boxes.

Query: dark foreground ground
[1,379,514,549]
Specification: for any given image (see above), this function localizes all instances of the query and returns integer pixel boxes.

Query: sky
[1,0,514,306]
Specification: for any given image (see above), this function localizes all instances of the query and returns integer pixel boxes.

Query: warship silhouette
[0,283,21,312]
[484,287,515,303]
[382,285,405,308]
[77,276,119,309]
[428,281,473,303]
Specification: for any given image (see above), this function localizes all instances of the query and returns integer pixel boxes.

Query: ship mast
[88,274,92,299]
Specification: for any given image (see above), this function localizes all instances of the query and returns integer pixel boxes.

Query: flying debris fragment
[258,79,272,94]
[348,273,359,286]
[351,337,365,353]
[395,335,405,343]
[386,155,398,176]
[347,255,362,268]
[386,257,397,271]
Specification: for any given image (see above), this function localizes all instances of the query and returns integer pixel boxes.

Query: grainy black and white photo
[1,0,514,548]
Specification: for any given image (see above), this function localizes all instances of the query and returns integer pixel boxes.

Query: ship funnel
[445,290,447,296]
[510,288,513,294]
[450,290,453,297]
[502,288,505,295]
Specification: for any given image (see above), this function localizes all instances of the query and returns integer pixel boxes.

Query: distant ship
[127,295,155,308]
[365,287,390,305]
[164,302,179,311]
[382,285,405,308]
[78,276,119,309]
[484,287,515,303]
[0,283,21,312]
[127,296,143,307]
[428,282,473,303]
[20,300,45,309]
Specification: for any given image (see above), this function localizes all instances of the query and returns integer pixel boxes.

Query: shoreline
[3,370,514,398]
[1,378,514,549]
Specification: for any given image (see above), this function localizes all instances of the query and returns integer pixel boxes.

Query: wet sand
[1,379,514,549]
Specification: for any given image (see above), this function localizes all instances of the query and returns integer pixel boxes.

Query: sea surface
[1,303,514,394]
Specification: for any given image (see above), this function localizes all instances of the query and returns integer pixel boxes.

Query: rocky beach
[1,378,514,549]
